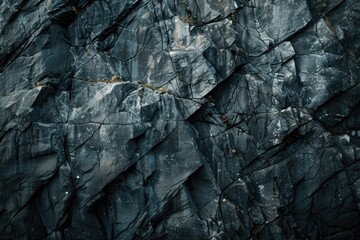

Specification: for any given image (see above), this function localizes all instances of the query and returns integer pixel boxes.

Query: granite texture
[1,0,360,239]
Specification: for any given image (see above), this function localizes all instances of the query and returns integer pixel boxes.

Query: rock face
[1,0,360,239]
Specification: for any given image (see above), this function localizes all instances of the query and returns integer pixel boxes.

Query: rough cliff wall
[1,0,360,239]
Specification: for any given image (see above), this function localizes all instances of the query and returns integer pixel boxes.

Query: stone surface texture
[1,0,360,239]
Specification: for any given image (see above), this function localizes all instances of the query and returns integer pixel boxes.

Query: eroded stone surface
[1,0,360,239]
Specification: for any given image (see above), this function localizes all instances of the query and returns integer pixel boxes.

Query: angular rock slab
[1,0,360,239]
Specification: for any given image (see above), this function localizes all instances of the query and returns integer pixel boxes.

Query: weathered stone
[1,0,360,239]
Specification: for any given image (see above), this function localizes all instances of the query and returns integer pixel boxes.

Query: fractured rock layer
[1,0,360,239]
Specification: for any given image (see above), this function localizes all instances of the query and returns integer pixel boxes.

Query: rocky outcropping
[1,0,360,239]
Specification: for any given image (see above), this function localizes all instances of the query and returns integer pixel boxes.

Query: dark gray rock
[1,0,360,239]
